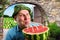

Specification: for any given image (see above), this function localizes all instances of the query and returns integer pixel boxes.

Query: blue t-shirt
[5,22,41,40]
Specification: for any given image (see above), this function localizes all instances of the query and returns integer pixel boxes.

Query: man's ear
[14,16,17,21]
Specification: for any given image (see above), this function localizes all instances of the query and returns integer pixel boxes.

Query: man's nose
[24,16,28,20]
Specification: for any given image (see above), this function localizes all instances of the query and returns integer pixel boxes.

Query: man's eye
[19,15,23,16]
[27,14,29,15]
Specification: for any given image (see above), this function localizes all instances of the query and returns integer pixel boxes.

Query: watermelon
[22,25,49,40]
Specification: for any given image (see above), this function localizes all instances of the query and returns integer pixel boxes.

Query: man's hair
[12,4,32,18]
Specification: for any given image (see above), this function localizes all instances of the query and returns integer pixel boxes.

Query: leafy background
[3,17,17,29]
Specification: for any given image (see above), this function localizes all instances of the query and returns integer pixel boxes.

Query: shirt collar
[17,25,21,32]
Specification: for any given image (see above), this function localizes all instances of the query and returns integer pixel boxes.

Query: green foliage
[48,22,60,39]
[30,12,33,21]
[48,37,56,40]
[0,13,3,17]
[3,17,17,29]
[0,0,10,5]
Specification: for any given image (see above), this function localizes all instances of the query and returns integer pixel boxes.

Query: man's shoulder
[7,26,17,36]
[8,26,17,32]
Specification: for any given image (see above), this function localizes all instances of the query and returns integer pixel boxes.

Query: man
[5,4,40,40]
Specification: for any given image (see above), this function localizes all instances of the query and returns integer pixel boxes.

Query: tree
[0,0,10,17]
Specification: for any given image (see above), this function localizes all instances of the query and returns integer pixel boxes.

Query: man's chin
[24,24,30,27]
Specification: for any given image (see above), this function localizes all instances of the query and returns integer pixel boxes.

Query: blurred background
[0,0,60,40]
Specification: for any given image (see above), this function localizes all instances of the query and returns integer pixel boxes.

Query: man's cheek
[28,17,31,21]
[20,17,24,20]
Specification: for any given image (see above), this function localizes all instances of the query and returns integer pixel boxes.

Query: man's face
[15,10,31,27]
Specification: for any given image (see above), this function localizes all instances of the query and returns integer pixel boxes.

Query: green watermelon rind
[23,30,49,40]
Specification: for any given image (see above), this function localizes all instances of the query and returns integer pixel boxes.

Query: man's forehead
[18,10,29,14]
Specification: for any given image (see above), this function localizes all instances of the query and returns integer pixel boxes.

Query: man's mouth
[25,22,28,24]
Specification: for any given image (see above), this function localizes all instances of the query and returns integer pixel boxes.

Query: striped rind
[23,31,49,40]
[22,27,49,40]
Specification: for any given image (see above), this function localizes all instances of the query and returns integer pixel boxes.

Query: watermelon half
[22,25,49,40]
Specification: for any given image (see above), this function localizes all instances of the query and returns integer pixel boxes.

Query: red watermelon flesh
[23,25,49,34]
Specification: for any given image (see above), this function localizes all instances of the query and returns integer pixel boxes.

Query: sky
[4,4,35,17]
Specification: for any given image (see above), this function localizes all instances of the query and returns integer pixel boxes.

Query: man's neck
[18,25,30,30]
